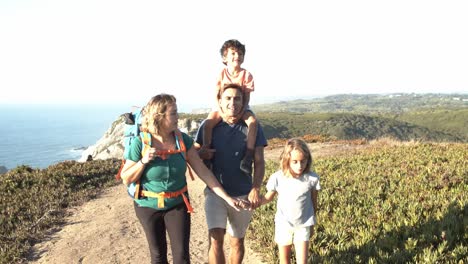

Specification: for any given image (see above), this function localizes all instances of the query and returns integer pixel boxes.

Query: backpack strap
[140,132,152,156]
[133,132,152,199]
[174,130,194,181]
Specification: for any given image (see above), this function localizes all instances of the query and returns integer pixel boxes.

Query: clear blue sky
[1,0,467,112]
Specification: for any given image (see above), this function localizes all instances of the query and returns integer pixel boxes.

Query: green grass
[248,142,467,263]
[0,159,120,264]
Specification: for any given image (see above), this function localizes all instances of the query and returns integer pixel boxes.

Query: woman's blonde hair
[140,94,177,135]
[280,138,312,177]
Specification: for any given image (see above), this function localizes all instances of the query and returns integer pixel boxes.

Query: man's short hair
[217,83,244,100]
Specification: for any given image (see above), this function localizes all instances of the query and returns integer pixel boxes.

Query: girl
[261,138,320,264]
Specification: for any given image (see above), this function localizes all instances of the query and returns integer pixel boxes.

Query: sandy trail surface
[28,172,267,264]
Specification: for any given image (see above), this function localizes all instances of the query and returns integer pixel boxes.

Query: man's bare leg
[208,228,226,264]
[229,235,245,264]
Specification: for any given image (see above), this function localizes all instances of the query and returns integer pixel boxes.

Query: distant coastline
[0,105,125,169]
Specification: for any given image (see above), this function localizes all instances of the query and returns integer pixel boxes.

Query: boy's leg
[203,111,222,168]
[240,111,257,174]
[203,111,220,147]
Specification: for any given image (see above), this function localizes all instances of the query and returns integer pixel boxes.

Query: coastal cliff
[79,115,203,162]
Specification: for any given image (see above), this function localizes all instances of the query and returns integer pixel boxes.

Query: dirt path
[28,171,267,264]
[27,142,370,263]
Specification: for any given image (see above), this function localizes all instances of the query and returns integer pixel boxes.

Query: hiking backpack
[122,109,144,160]
[115,108,145,191]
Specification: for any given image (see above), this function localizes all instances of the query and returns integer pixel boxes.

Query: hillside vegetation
[249,93,468,142]
[0,160,120,264]
[394,108,468,140]
[1,140,466,263]
[257,112,464,142]
[252,93,467,114]
[183,94,467,142]
[180,111,467,143]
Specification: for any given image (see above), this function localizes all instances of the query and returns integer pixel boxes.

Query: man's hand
[247,187,261,210]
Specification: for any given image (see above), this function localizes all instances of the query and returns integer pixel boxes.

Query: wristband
[139,160,147,165]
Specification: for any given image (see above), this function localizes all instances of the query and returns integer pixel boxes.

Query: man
[196,83,267,264]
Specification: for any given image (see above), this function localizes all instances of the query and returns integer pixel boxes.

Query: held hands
[227,188,261,211]
[247,187,261,210]
[236,199,251,210]
[226,197,251,211]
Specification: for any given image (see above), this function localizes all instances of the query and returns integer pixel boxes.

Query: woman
[121,94,242,264]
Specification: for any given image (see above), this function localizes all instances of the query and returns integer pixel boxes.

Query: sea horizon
[0,104,128,170]
[0,101,214,171]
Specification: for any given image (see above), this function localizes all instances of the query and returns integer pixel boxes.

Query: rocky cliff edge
[79,115,202,162]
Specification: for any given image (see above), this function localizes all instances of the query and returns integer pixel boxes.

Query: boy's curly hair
[220,39,246,64]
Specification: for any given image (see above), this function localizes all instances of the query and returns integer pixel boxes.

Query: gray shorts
[204,188,253,238]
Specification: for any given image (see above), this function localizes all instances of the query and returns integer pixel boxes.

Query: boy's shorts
[275,221,311,246]
[204,188,252,238]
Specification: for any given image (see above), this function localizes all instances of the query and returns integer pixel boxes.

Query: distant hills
[248,93,467,142]
[257,112,465,142]
[252,93,467,114]
[97,94,467,161]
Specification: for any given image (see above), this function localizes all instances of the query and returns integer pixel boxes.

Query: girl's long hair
[280,138,312,177]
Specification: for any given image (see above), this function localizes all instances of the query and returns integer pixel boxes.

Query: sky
[1,0,467,112]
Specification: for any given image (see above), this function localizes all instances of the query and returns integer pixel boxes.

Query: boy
[202,39,258,174]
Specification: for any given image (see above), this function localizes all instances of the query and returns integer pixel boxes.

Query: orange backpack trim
[140,185,193,213]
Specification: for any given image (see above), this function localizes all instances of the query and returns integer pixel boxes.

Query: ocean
[0,104,127,170]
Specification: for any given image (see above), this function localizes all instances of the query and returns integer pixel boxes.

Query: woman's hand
[235,198,251,210]
[142,147,158,163]
[224,197,248,211]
